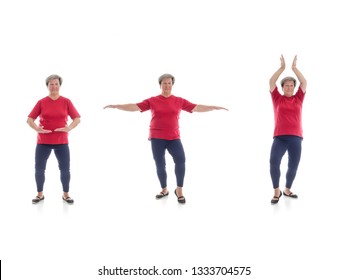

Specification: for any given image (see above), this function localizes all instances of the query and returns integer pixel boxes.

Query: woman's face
[160,78,173,95]
[282,81,295,97]
[47,78,60,95]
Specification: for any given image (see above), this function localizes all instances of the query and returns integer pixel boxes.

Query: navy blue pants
[270,136,302,189]
[35,144,70,192]
[151,138,186,188]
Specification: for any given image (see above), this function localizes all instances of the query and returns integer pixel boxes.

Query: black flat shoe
[271,191,282,204]
[283,191,298,198]
[62,196,74,204]
[174,189,186,204]
[156,191,169,199]
[32,195,44,204]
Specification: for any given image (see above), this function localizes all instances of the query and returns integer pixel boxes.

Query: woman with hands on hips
[27,74,81,204]
[269,55,307,204]
[104,73,228,204]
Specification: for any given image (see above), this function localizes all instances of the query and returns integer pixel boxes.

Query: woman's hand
[37,126,52,133]
[280,54,286,69]
[54,126,71,133]
[212,106,228,111]
[103,105,117,109]
[291,55,297,69]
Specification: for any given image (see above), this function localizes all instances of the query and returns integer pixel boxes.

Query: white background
[1,0,346,279]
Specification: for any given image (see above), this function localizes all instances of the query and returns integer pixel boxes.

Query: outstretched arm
[269,54,285,92]
[292,55,307,93]
[103,104,141,111]
[192,105,228,112]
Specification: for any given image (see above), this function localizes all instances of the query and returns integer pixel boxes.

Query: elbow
[134,104,141,111]
[269,79,276,88]
[300,79,307,88]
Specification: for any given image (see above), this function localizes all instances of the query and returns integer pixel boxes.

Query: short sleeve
[28,100,41,119]
[136,98,151,112]
[181,98,197,113]
[271,86,281,104]
[67,99,81,119]
[295,87,305,103]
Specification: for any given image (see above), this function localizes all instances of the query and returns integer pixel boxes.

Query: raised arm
[103,104,141,111]
[291,55,307,93]
[192,105,228,112]
[269,55,286,92]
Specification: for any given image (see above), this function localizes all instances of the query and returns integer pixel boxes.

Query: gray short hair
[158,73,175,85]
[280,76,296,87]
[45,74,63,86]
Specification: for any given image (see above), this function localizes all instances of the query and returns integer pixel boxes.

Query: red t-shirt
[136,95,197,140]
[271,86,305,138]
[28,96,81,144]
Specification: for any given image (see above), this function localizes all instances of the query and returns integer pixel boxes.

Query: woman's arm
[292,55,307,93]
[27,117,52,133]
[192,105,228,112]
[269,55,285,92]
[55,117,81,132]
[103,104,141,111]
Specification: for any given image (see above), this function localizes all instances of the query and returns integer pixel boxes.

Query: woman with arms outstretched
[104,73,227,204]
